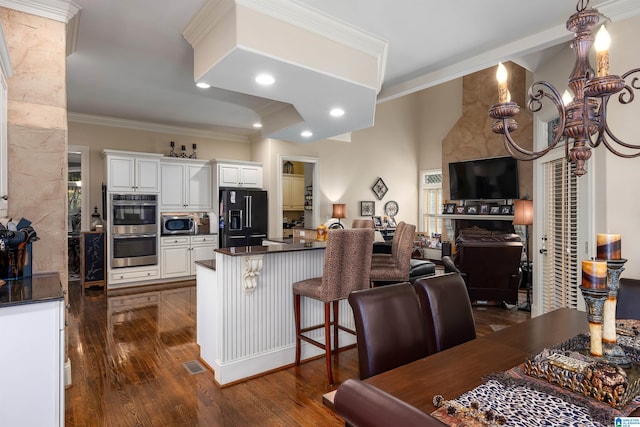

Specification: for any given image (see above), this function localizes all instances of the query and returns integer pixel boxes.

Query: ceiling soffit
[183,0,388,143]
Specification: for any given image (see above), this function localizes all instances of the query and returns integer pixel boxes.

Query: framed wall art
[371,177,388,200]
[360,201,375,216]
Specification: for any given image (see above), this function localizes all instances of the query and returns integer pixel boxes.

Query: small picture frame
[442,203,456,214]
[455,206,466,215]
[360,201,375,216]
[479,204,489,215]
[500,205,513,215]
[372,216,383,228]
[387,217,397,228]
[466,205,478,215]
[489,205,501,215]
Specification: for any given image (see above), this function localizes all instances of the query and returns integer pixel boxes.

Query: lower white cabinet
[0,299,64,427]
[161,235,217,278]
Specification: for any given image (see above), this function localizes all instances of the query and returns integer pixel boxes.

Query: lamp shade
[513,199,533,226]
[332,204,347,219]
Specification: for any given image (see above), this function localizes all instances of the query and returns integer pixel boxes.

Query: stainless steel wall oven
[110,194,158,268]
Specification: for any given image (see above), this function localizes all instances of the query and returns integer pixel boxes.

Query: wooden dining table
[323,307,639,419]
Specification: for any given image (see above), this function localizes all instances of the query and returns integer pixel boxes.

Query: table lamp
[513,199,533,312]
[332,204,346,229]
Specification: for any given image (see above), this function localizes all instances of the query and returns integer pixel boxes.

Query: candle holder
[601,258,631,367]
[579,286,608,357]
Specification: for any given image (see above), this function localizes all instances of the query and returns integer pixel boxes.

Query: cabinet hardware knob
[1,195,7,200]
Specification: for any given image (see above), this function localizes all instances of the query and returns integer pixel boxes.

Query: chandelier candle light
[488,0,640,177]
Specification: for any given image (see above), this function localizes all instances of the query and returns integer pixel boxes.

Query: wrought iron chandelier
[488,0,640,176]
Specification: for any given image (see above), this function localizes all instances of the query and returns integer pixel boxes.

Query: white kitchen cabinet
[160,158,212,211]
[103,149,162,193]
[189,234,217,275]
[161,235,217,278]
[0,298,65,427]
[216,161,263,188]
[282,174,305,210]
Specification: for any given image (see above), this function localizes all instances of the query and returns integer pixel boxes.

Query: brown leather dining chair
[348,282,430,379]
[369,221,416,285]
[412,273,476,354]
[334,379,447,427]
[293,228,375,385]
[616,278,640,319]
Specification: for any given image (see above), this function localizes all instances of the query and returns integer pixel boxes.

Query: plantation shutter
[540,157,580,312]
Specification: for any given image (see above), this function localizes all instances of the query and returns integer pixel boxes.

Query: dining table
[323,307,640,425]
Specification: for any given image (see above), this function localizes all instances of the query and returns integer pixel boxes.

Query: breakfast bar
[196,240,356,386]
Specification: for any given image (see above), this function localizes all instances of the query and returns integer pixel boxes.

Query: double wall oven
[110,194,158,268]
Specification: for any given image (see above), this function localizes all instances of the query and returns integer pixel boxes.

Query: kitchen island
[0,273,65,426]
[196,240,356,386]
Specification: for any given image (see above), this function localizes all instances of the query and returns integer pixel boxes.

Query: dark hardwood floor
[65,279,530,426]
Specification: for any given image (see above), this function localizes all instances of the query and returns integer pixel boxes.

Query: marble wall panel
[1,8,68,289]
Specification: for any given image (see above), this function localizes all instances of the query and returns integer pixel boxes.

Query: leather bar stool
[293,228,375,385]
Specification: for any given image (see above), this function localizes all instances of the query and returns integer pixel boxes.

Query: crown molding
[0,0,80,23]
[65,7,80,55]
[597,0,640,22]
[68,112,251,143]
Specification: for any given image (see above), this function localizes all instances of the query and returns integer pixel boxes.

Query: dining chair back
[412,273,476,354]
[369,221,416,285]
[617,278,640,319]
[293,228,375,384]
[334,379,447,427]
[351,218,375,229]
[348,282,430,379]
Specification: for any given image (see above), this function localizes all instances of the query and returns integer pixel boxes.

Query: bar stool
[293,228,375,384]
[370,222,416,285]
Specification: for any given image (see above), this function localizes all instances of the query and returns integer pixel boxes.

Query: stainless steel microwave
[161,214,195,235]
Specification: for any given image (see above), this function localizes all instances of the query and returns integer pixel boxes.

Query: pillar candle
[596,234,621,260]
[582,260,607,289]
[603,294,617,344]
[589,322,603,357]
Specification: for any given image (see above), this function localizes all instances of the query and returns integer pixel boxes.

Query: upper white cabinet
[103,150,162,193]
[160,158,212,211]
[282,174,305,210]
[215,160,263,188]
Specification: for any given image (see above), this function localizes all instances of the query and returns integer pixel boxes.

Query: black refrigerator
[219,189,268,248]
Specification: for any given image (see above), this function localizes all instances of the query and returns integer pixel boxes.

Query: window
[420,170,443,235]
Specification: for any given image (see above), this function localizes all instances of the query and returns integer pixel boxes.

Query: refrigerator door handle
[245,196,252,228]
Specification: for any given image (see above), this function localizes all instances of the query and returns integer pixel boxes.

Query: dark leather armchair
[334,379,447,427]
[442,233,523,305]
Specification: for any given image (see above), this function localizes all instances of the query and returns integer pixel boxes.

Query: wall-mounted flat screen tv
[449,156,519,200]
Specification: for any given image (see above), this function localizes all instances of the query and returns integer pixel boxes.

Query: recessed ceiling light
[253,122,262,129]
[255,73,275,86]
[196,82,210,89]
[330,108,345,117]
[301,130,313,138]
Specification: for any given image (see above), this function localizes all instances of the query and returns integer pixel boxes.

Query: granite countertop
[215,240,327,257]
[195,259,216,270]
[0,273,63,308]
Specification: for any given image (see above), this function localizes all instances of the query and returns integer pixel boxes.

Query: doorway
[68,145,90,282]
[277,155,319,238]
